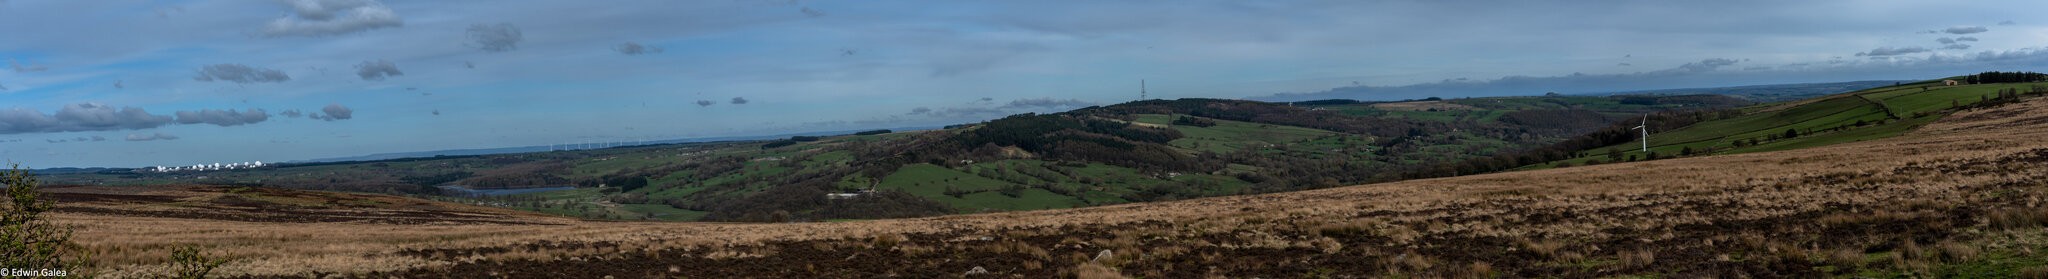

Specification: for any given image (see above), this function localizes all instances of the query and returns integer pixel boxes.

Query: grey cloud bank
[175,109,270,127]
[311,104,354,121]
[467,23,523,52]
[1001,98,1095,110]
[1941,26,1989,34]
[125,132,179,141]
[355,59,403,81]
[616,42,663,55]
[194,64,291,84]
[1859,47,1931,57]
[0,103,171,134]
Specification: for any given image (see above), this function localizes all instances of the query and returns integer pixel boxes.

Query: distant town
[145,161,267,173]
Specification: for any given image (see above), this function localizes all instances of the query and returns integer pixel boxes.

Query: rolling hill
[48,78,2048,278]
[41,93,1751,222]
[42,72,2042,225]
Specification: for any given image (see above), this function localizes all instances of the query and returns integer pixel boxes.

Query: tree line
[1964,71,2048,84]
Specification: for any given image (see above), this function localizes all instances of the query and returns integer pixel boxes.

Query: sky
[1,0,2045,168]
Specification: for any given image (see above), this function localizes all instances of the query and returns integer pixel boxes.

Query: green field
[1132,114,1340,153]
[872,163,1077,212]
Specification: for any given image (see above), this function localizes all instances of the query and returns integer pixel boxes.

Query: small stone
[1092,249,1114,262]
[965,266,989,276]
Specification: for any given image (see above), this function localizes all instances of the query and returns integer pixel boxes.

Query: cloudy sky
[1,0,2044,167]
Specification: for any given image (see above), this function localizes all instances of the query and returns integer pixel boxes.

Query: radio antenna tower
[1140,79,1147,101]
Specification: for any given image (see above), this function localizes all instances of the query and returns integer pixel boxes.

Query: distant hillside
[1584,80,1905,102]
[1490,74,2047,174]
[1257,80,1903,102]
[298,127,940,163]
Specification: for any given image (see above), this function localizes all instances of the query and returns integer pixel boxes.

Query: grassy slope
[1539,81,2048,168]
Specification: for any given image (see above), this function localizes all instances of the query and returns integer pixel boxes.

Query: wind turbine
[1630,114,1648,153]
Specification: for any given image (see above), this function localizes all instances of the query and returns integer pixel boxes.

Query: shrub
[870,234,907,249]
[0,164,92,274]
[1827,248,1864,268]
[1934,241,1978,263]
[171,246,230,279]
[1455,261,1495,279]
[1171,116,1217,127]
[760,140,799,149]
[1898,240,1926,260]
[1619,250,1656,268]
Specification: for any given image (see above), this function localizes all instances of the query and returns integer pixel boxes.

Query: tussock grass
[1935,241,1978,263]
[2020,266,2048,279]
[1073,262,1125,279]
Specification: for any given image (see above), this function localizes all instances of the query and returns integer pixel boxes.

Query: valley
[12,2,2045,277]
[47,87,2048,278]
[44,93,1749,222]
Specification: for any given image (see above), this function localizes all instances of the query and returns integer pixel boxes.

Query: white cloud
[262,0,404,37]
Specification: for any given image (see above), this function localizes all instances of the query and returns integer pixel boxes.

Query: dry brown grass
[1899,239,1927,261]
[1935,240,1979,263]
[1990,207,2048,229]
[1516,237,1565,259]
[2020,266,2048,279]
[1454,261,1495,279]
[51,96,2048,277]
[1827,248,1865,268]
[1617,249,1656,269]
[1073,262,1125,279]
